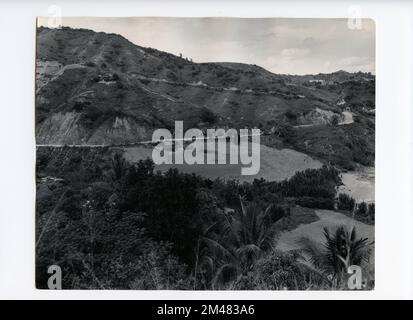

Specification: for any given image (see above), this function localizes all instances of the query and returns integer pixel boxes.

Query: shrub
[338,193,356,211]
[367,203,375,222]
[129,241,190,290]
[233,251,310,290]
[200,108,217,124]
[273,166,341,199]
[356,202,368,216]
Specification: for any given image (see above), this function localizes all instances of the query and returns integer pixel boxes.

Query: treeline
[337,193,375,224]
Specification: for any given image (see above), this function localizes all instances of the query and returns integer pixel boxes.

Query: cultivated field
[122,142,323,182]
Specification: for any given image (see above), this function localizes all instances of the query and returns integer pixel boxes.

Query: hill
[35,26,375,168]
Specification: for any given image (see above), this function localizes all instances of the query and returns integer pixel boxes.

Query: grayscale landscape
[36,18,375,290]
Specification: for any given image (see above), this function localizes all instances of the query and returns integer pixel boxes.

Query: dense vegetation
[35,27,375,290]
[36,147,373,289]
[337,193,375,225]
[298,225,374,289]
[284,118,374,170]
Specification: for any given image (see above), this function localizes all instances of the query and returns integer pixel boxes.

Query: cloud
[281,48,311,58]
[38,17,375,75]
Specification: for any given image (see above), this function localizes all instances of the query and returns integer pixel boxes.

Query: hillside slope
[35,27,375,167]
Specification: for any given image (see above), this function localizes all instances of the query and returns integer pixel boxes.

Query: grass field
[276,209,374,252]
[121,142,323,182]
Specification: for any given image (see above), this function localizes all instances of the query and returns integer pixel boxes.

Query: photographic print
[35,17,375,290]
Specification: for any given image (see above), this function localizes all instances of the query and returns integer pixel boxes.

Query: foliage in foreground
[36,147,372,290]
[298,225,374,289]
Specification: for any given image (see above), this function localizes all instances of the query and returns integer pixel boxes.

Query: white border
[0,0,412,300]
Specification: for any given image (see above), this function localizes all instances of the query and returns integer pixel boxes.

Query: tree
[367,203,375,222]
[201,198,284,289]
[298,225,372,287]
[338,193,355,211]
[231,199,276,269]
[356,202,368,216]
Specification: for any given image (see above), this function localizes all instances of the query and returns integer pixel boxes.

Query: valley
[35,25,375,290]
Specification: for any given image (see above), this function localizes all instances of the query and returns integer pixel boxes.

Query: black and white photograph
[34,17,376,290]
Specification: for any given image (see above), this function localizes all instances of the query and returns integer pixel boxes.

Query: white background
[0,0,412,300]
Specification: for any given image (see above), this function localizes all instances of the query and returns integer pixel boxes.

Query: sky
[38,17,375,75]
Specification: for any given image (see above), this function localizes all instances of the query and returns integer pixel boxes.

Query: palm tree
[298,225,372,287]
[200,198,283,289]
[230,200,276,269]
